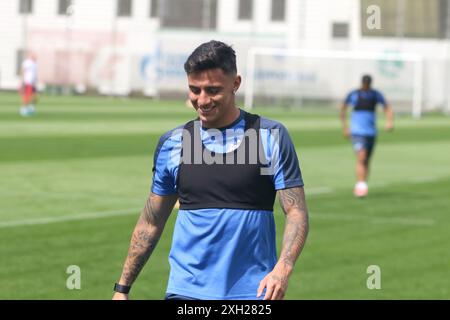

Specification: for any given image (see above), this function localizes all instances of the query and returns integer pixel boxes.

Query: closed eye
[189,86,201,95]
[205,87,222,95]
[189,86,222,96]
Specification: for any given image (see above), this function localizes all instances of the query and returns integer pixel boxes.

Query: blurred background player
[19,53,38,117]
[340,75,394,198]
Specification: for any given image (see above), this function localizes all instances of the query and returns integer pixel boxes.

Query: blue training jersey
[151,109,304,300]
[344,89,387,137]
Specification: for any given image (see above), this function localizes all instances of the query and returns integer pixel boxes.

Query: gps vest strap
[176,112,276,211]
[354,90,377,112]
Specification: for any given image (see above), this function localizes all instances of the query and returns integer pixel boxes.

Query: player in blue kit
[113,41,309,300]
[340,75,394,197]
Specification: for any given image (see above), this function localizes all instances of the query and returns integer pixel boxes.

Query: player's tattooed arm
[257,187,309,300]
[116,193,178,289]
[278,187,309,269]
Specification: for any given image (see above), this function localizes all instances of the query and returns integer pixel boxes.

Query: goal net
[244,48,424,118]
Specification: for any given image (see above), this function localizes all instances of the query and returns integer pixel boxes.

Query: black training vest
[354,90,377,112]
[176,112,276,211]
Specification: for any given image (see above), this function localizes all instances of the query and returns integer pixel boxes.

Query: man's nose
[197,91,211,107]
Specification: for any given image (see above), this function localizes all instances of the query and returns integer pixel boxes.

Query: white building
[0,0,449,111]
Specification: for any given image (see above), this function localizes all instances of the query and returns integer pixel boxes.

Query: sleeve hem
[274,180,304,191]
[151,187,178,196]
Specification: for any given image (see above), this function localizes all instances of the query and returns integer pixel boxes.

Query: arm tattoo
[121,229,158,285]
[143,195,158,225]
[279,187,307,213]
[119,194,174,286]
[278,187,309,269]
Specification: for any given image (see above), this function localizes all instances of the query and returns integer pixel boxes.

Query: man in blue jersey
[340,75,394,198]
[113,41,309,300]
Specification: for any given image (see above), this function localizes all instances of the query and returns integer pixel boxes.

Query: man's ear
[233,75,242,93]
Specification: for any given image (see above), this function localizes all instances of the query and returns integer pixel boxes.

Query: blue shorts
[351,135,376,158]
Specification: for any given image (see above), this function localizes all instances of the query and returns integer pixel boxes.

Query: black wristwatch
[114,283,131,294]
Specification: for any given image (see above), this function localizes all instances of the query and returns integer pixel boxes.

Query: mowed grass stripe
[1,127,448,162]
[0,112,195,122]
[1,117,448,137]
[0,207,141,228]
[0,92,188,110]
[0,134,158,162]
[0,207,436,229]
[0,120,184,137]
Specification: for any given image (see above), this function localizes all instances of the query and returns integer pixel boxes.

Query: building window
[58,0,72,15]
[271,0,286,21]
[19,0,33,14]
[159,0,217,29]
[117,0,133,17]
[361,0,446,38]
[238,0,253,20]
[150,0,158,18]
[332,22,349,38]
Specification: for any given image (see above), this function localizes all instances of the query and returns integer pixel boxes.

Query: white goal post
[244,48,424,118]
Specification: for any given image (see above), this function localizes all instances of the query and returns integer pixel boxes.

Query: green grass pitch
[0,92,449,299]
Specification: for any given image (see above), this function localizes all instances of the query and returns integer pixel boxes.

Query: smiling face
[188,68,241,129]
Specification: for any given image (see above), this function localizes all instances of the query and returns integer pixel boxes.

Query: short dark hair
[362,74,372,86]
[184,40,237,75]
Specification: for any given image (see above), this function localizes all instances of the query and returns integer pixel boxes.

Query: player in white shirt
[20,54,38,116]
